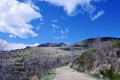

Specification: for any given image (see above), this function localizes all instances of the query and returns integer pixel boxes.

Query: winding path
[53,66,96,80]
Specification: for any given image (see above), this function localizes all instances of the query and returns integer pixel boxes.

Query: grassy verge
[41,70,56,80]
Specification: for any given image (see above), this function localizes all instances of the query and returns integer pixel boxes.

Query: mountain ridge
[37,37,120,48]
[38,42,67,47]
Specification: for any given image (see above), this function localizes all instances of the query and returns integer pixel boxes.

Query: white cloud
[8,43,28,50]
[55,28,69,39]
[0,0,42,38]
[36,26,40,30]
[60,28,69,34]
[0,39,39,50]
[60,35,68,39]
[40,23,44,24]
[91,10,104,21]
[51,24,59,28]
[66,28,69,33]
[51,19,58,23]
[60,29,69,39]
[60,30,65,34]
[54,37,60,40]
[36,23,44,30]
[40,0,104,16]
[9,35,16,38]
[32,43,39,46]
[54,35,68,39]
[8,42,39,50]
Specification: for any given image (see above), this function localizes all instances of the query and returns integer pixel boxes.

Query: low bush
[116,50,120,58]
[100,68,120,80]
[73,52,93,72]
[113,40,120,48]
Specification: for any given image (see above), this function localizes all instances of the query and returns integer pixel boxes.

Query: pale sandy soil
[53,66,96,80]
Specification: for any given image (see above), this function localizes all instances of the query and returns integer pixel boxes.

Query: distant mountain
[38,42,67,47]
[83,37,120,42]
[71,37,120,47]
[38,37,120,48]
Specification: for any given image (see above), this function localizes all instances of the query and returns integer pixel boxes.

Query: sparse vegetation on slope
[100,68,120,80]
[73,51,94,72]
[1,37,120,80]
[72,38,120,80]
[0,45,78,80]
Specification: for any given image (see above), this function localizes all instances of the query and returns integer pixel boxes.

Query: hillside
[1,37,120,80]
[71,37,120,47]
[0,45,83,80]
[71,38,120,80]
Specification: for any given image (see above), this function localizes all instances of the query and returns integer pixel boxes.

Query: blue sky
[0,0,120,50]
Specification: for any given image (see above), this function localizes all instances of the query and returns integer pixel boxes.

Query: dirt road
[53,66,96,80]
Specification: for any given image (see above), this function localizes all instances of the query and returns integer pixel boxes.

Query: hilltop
[71,37,120,47]
[38,42,67,47]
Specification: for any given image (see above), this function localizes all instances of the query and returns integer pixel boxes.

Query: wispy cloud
[66,28,69,33]
[36,26,40,30]
[9,35,16,38]
[0,0,42,38]
[54,37,60,40]
[54,28,69,39]
[40,23,44,24]
[51,24,59,28]
[40,0,106,17]
[36,23,44,30]
[54,35,68,40]
[91,10,104,21]
[60,28,69,34]
[51,19,58,23]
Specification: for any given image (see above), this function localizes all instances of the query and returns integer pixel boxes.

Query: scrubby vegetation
[116,50,120,58]
[0,41,76,80]
[0,50,58,80]
[100,68,120,80]
[72,38,120,80]
[0,50,76,80]
[1,37,120,80]
[73,51,94,72]
[113,40,120,48]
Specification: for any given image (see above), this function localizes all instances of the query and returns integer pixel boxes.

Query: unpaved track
[53,66,96,80]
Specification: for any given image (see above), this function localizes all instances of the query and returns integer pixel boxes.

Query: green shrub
[94,73,99,78]
[116,50,120,58]
[100,68,120,80]
[100,70,105,75]
[113,40,120,48]
[73,52,93,72]
[118,66,120,71]
[82,43,89,47]
[110,53,115,58]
